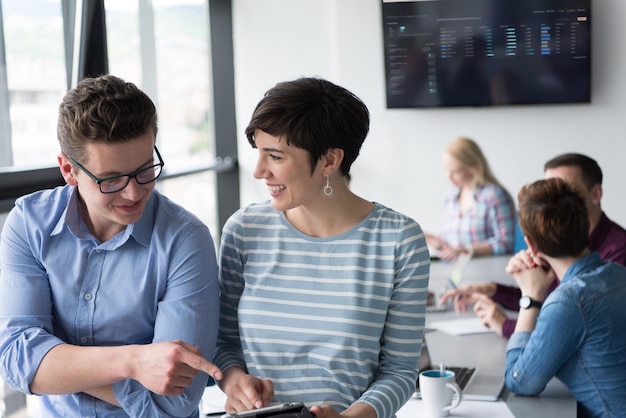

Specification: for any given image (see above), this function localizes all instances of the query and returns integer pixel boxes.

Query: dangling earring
[323,175,334,198]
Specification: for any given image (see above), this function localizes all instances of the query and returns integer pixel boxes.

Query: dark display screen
[382,0,591,107]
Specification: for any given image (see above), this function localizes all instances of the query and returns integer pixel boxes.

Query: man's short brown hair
[57,74,158,163]
[518,177,589,258]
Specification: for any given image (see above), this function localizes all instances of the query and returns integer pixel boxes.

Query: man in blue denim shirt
[0,75,222,417]
[504,178,626,418]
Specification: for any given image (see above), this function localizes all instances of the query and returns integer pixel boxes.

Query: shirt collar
[50,187,155,248]
[589,211,610,251]
[561,251,604,284]
[51,187,81,237]
[132,192,156,247]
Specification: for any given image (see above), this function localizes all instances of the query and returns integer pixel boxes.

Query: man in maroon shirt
[441,153,626,337]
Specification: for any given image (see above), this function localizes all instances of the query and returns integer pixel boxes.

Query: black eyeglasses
[68,146,165,194]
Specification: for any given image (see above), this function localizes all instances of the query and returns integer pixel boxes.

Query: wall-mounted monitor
[382,0,591,108]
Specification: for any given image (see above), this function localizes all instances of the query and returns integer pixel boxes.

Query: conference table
[398,255,578,418]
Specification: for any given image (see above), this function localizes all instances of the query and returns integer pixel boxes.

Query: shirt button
[513,371,519,378]
[84,293,92,300]
[81,337,87,343]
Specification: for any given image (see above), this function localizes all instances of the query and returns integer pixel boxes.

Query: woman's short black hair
[245,77,370,175]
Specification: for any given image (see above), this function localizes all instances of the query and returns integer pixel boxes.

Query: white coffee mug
[419,369,463,417]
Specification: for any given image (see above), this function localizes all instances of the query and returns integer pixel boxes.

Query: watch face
[519,296,542,309]
[519,296,531,309]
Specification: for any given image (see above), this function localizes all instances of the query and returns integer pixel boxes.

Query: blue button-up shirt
[505,252,626,417]
[0,185,219,417]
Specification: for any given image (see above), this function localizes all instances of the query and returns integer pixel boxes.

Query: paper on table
[429,317,494,336]
[397,398,515,418]
[202,384,227,415]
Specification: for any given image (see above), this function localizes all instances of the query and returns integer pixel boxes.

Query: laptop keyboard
[448,366,476,390]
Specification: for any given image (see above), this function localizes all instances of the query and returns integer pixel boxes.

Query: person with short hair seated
[503,177,626,418]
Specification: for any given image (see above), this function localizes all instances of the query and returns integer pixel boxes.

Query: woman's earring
[323,176,334,198]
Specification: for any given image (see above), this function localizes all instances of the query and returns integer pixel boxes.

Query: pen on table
[448,278,464,302]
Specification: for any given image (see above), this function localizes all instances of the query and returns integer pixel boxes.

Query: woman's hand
[309,405,342,418]
[220,368,274,413]
[310,402,376,418]
[425,233,443,250]
[436,244,469,260]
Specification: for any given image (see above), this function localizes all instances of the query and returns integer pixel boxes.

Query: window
[0,0,66,168]
[105,0,218,233]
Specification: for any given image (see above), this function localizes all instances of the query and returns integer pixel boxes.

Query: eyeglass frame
[67,146,165,194]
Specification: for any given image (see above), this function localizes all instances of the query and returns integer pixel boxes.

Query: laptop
[414,337,504,401]
[426,251,472,313]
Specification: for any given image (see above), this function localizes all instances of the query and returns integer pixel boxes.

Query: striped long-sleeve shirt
[214,201,430,418]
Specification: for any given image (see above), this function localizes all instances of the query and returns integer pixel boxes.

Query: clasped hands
[440,250,556,335]
[505,249,556,301]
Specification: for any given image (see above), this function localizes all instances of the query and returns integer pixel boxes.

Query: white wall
[232,0,626,233]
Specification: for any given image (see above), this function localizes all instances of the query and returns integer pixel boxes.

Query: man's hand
[472,293,507,336]
[221,367,274,413]
[440,283,497,313]
[130,340,222,396]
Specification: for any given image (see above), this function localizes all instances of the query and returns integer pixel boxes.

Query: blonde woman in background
[426,137,516,260]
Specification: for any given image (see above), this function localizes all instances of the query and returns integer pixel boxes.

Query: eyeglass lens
[99,164,163,193]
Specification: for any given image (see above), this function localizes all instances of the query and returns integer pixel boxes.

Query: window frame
[0,0,239,228]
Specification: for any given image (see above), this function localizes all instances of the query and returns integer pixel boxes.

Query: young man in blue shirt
[504,177,626,418]
[0,75,222,417]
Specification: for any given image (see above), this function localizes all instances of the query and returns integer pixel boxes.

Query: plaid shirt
[440,183,516,255]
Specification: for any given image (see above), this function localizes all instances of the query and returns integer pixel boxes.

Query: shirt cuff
[502,319,516,339]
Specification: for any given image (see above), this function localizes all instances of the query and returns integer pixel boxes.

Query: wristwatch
[519,295,543,310]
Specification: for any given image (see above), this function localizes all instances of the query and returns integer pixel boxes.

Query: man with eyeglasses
[0,75,222,417]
